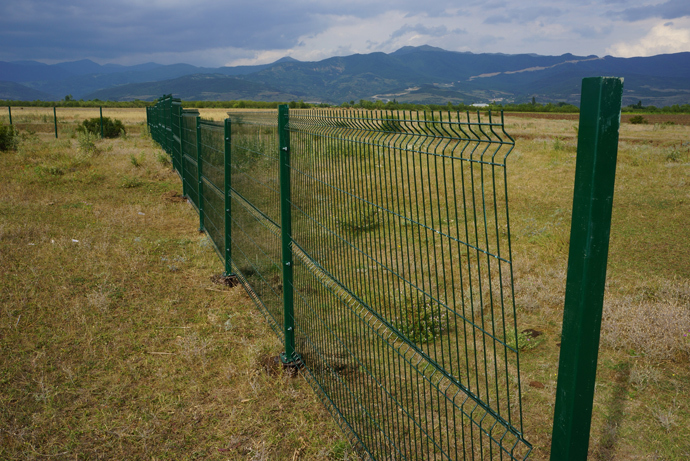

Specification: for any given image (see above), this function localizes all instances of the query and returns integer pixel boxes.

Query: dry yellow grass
[0,123,350,460]
[504,113,689,460]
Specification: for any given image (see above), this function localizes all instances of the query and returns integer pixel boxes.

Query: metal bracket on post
[278,104,302,370]
[550,77,624,461]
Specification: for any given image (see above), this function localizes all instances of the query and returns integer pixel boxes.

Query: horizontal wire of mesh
[226,110,284,339]
[200,120,226,260]
[181,114,199,210]
[286,109,531,460]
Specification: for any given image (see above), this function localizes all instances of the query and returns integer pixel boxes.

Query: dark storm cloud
[611,0,690,22]
[0,0,471,63]
[0,0,326,62]
[2,1,688,65]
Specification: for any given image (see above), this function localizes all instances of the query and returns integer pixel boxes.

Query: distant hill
[0,81,55,101]
[83,73,299,102]
[2,47,689,106]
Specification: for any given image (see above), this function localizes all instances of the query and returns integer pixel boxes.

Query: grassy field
[504,115,689,460]
[1,109,689,460]
[0,115,350,460]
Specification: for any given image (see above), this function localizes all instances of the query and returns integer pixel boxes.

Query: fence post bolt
[550,76,624,461]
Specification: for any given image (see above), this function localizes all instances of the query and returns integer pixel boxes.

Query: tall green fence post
[180,114,187,199]
[550,77,624,461]
[99,107,104,139]
[53,107,58,138]
[173,99,182,175]
[224,118,233,276]
[8,106,12,125]
[196,116,204,232]
[278,105,298,366]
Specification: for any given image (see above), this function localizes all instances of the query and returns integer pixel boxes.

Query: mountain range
[1,46,689,107]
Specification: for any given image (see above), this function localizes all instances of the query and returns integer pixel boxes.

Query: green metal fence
[147,95,532,460]
[5,105,110,139]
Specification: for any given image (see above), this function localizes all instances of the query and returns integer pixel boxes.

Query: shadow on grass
[593,361,631,460]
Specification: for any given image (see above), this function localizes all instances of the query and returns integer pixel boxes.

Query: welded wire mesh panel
[199,120,226,260]
[181,113,199,210]
[171,100,183,177]
[150,105,161,145]
[164,98,173,156]
[286,109,531,460]
[226,110,284,338]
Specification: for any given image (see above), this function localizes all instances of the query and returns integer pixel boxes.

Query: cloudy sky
[1,0,689,67]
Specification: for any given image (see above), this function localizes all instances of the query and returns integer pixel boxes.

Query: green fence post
[180,114,187,199]
[99,107,104,139]
[53,107,58,138]
[165,98,170,152]
[550,77,624,461]
[196,116,204,232]
[8,106,12,125]
[278,105,298,366]
[224,118,233,276]
[173,99,182,175]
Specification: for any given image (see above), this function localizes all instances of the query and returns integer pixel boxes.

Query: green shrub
[130,152,145,168]
[156,152,171,167]
[666,149,687,163]
[120,176,142,188]
[77,117,126,138]
[77,131,100,156]
[0,124,18,151]
[629,115,648,125]
[394,296,447,344]
[338,203,380,233]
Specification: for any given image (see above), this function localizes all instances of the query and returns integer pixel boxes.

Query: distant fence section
[147,94,531,460]
[4,105,116,139]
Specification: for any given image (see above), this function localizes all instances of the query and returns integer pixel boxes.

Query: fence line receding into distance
[148,95,532,461]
